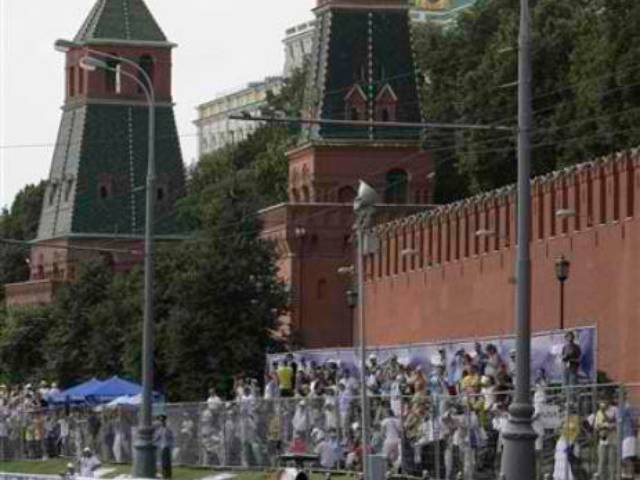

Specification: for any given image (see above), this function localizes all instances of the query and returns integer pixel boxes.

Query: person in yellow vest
[277,360,294,398]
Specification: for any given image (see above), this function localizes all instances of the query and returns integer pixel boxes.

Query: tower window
[384,169,408,204]
[78,68,84,95]
[157,187,165,201]
[375,84,398,122]
[64,179,74,202]
[138,55,155,93]
[68,67,76,97]
[344,84,367,122]
[98,177,112,200]
[49,183,58,205]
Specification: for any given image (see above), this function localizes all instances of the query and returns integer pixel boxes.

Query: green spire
[74,0,168,44]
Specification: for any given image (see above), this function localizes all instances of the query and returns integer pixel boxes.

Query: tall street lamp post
[500,0,537,479]
[555,255,570,330]
[353,180,378,480]
[55,39,158,479]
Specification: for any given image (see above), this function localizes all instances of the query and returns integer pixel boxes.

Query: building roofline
[287,139,424,156]
[195,77,284,111]
[32,233,191,244]
[81,39,177,49]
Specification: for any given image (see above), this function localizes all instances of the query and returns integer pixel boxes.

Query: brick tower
[5,0,186,306]
[261,0,434,348]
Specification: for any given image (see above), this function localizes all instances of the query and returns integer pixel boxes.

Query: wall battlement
[366,148,640,280]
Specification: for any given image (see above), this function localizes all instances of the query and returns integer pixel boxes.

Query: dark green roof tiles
[302,8,423,142]
[38,104,186,240]
[74,0,167,44]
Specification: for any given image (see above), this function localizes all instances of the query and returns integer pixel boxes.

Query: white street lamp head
[400,249,418,258]
[556,208,577,218]
[79,56,109,72]
[475,229,496,238]
[354,180,378,212]
[337,265,355,276]
[54,39,80,53]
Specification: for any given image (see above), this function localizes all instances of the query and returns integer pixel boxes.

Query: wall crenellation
[367,147,640,280]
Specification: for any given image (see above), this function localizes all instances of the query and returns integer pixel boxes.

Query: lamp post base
[500,402,537,480]
[133,426,157,479]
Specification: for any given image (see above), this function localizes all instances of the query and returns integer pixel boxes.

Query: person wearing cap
[484,344,504,378]
[561,332,582,387]
[154,414,175,479]
[594,400,617,480]
[78,447,101,478]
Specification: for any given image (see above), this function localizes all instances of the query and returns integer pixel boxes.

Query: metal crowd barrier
[0,384,638,480]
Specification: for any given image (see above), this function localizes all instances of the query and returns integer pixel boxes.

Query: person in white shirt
[380,408,402,468]
[315,429,342,469]
[264,373,279,400]
[207,388,223,412]
[78,447,101,478]
[58,414,70,458]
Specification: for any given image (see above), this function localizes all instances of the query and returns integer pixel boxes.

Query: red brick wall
[363,150,640,383]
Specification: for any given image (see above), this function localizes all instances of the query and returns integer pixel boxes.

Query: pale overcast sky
[0,0,315,208]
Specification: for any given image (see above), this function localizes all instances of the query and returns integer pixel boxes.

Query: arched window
[138,55,155,93]
[157,186,165,201]
[384,169,408,204]
[337,185,357,203]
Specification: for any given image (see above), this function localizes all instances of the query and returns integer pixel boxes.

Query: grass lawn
[0,460,345,480]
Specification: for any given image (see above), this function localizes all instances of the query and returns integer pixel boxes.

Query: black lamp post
[555,255,570,330]
[346,289,358,309]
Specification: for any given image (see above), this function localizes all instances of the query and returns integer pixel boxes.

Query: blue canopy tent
[52,376,162,405]
[50,377,103,404]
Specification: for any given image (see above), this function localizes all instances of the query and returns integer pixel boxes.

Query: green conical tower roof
[74,0,168,44]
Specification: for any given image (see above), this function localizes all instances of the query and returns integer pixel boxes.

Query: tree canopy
[414,0,640,202]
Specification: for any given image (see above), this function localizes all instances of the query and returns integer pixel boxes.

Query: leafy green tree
[156,175,289,400]
[44,260,114,385]
[0,306,52,384]
[0,182,46,291]
[414,0,640,201]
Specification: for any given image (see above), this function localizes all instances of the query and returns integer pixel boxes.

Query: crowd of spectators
[0,333,637,480]
[0,381,136,466]
[186,332,635,480]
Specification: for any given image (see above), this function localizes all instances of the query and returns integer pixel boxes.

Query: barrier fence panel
[0,384,638,480]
